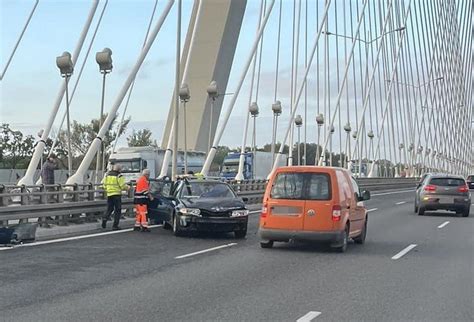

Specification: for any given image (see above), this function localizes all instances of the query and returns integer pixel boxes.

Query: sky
[1,0,434,157]
[1,0,341,147]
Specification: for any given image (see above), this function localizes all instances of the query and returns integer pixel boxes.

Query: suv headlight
[231,209,249,217]
[179,208,201,216]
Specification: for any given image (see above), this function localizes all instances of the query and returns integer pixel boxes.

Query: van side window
[336,171,348,203]
[307,174,331,200]
[271,173,305,199]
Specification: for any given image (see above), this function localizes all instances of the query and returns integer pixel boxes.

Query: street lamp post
[343,122,351,169]
[316,113,324,165]
[249,102,259,179]
[56,51,74,177]
[95,48,113,182]
[295,115,303,166]
[206,81,219,152]
[179,83,191,174]
[271,100,282,162]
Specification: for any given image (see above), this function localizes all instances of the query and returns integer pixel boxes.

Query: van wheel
[354,219,367,244]
[172,214,183,236]
[260,240,274,248]
[417,206,425,216]
[334,225,349,253]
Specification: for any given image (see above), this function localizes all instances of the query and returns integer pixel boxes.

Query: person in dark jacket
[41,155,57,184]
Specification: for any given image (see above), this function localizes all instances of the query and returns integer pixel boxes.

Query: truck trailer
[109,147,206,182]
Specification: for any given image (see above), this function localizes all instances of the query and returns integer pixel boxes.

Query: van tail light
[261,204,268,218]
[458,185,469,193]
[424,184,437,192]
[332,205,342,222]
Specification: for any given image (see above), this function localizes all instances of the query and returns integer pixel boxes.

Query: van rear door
[264,172,305,231]
[303,172,334,231]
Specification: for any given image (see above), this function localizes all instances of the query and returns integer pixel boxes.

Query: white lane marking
[372,189,414,196]
[392,244,417,260]
[396,201,406,205]
[249,210,261,215]
[175,243,237,259]
[367,208,378,213]
[437,221,450,229]
[296,311,322,322]
[0,225,162,251]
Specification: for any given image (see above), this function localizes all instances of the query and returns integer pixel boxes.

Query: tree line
[1,118,395,170]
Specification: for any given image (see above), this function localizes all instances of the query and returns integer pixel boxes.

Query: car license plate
[439,197,451,204]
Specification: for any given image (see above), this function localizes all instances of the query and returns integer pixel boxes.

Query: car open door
[148,179,175,223]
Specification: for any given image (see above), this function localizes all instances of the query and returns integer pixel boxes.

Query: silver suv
[415,174,471,217]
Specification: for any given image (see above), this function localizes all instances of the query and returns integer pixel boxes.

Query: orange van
[259,166,371,252]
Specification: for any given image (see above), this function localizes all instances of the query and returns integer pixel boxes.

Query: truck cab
[220,153,252,180]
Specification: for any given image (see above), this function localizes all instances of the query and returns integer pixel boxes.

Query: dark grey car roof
[428,174,465,180]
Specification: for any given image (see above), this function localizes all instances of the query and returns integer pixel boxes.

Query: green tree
[127,129,156,147]
[57,114,130,168]
[0,124,36,169]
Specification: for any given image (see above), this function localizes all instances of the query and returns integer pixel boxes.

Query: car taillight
[458,185,469,193]
[261,204,268,218]
[332,205,342,221]
[424,184,437,192]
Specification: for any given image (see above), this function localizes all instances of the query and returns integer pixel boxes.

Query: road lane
[1,190,472,321]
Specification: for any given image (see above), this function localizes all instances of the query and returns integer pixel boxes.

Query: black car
[467,175,474,190]
[147,178,249,238]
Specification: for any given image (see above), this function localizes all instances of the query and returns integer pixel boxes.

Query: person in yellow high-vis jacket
[101,164,129,230]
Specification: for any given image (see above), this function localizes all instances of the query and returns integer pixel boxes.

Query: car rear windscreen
[429,178,465,186]
[270,173,330,200]
[467,176,474,181]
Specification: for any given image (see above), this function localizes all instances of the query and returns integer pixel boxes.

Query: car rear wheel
[354,219,367,244]
[462,207,470,217]
[417,206,425,216]
[260,240,274,248]
[172,214,183,236]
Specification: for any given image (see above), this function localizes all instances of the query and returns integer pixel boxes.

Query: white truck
[220,151,287,180]
[109,146,206,182]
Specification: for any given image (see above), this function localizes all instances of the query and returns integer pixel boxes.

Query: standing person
[41,155,57,185]
[134,169,152,232]
[101,164,129,230]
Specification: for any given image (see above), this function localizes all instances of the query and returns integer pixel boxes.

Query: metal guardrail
[0,178,418,227]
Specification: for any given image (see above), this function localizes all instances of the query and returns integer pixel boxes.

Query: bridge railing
[0,178,418,227]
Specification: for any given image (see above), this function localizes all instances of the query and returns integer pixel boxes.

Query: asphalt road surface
[0,189,473,322]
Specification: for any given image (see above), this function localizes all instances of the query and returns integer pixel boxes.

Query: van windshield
[270,173,330,200]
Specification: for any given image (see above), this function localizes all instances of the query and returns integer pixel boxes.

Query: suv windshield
[429,177,465,186]
[181,182,236,199]
[271,172,331,200]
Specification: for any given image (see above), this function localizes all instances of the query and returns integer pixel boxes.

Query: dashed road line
[175,243,238,259]
[392,244,417,260]
[0,225,162,251]
[296,311,322,322]
[437,221,450,229]
[396,201,406,205]
[371,189,414,196]
[367,208,378,213]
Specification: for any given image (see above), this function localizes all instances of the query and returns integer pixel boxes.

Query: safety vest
[134,175,150,205]
[102,171,127,197]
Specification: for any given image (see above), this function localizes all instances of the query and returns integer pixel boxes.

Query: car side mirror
[360,190,371,201]
[242,197,249,203]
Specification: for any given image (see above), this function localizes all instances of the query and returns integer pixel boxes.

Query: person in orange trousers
[134,169,152,232]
